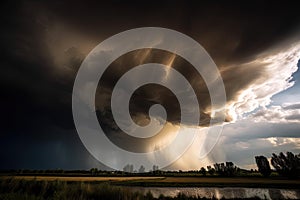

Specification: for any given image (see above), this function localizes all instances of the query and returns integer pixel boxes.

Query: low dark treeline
[2,151,298,179]
[0,168,262,178]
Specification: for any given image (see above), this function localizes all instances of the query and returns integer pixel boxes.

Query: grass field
[1,176,164,182]
[0,176,299,199]
[1,176,299,188]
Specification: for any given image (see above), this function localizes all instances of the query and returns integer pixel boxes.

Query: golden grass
[0,176,164,182]
[1,176,299,186]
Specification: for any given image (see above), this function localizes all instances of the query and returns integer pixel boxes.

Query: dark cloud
[1,1,300,169]
[285,114,300,121]
[250,102,300,123]
[283,103,300,110]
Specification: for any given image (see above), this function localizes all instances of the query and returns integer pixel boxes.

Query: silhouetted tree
[200,167,206,176]
[138,165,145,173]
[207,166,215,176]
[213,162,238,176]
[123,164,134,173]
[226,162,238,176]
[90,168,98,176]
[152,165,159,171]
[271,152,300,178]
[255,155,271,177]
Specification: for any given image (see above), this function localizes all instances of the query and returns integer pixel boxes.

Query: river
[129,187,300,199]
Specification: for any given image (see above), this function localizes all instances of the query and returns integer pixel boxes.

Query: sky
[1,1,300,170]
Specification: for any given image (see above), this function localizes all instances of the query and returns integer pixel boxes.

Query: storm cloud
[1,1,300,169]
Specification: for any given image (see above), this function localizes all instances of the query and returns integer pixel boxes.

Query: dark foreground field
[0,176,299,200]
[2,176,300,188]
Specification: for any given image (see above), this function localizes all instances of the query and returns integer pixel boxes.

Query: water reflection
[129,187,300,199]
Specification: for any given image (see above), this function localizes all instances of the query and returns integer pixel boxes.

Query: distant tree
[207,166,215,176]
[213,162,238,176]
[200,167,207,176]
[255,156,271,177]
[123,164,134,173]
[90,168,98,176]
[271,152,300,178]
[225,162,237,176]
[138,165,145,173]
[152,165,159,171]
[213,163,223,173]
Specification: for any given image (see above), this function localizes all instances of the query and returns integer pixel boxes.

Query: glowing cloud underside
[226,42,300,121]
[170,41,300,170]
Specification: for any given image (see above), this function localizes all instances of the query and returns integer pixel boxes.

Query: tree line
[255,151,300,178]
[1,152,299,179]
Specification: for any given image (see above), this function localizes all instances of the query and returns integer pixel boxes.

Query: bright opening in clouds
[226,42,300,121]
[172,38,300,170]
